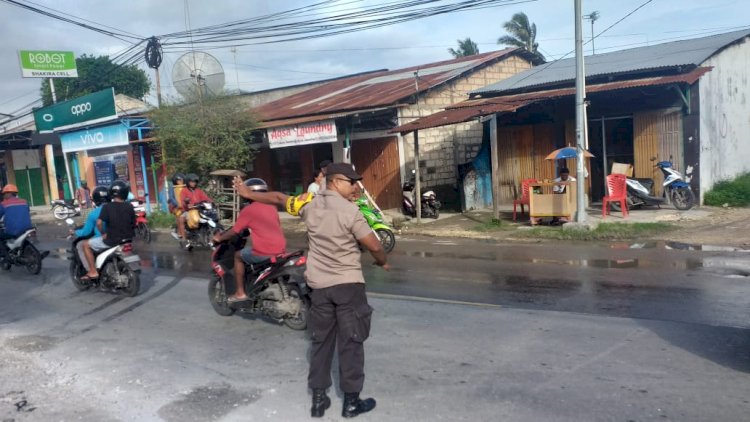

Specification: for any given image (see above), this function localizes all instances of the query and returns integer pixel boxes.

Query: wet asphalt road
[43,224,750,329]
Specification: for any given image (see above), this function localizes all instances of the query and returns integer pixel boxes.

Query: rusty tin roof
[254,48,527,127]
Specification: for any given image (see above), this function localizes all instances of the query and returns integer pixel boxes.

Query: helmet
[109,180,130,200]
[240,178,268,205]
[172,173,185,185]
[92,186,111,206]
[1,184,18,194]
[243,178,268,192]
[185,173,199,183]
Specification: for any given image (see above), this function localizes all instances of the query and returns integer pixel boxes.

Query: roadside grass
[515,222,675,241]
[148,211,175,229]
[471,218,508,232]
[704,172,750,207]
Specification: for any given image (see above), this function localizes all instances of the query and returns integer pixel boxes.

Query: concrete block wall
[399,56,531,198]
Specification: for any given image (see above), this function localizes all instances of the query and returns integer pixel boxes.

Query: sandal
[80,274,99,282]
[227,295,251,304]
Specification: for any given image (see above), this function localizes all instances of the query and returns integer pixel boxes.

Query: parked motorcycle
[66,219,141,296]
[355,195,395,253]
[1,227,47,274]
[183,201,223,251]
[402,170,441,218]
[51,199,80,220]
[618,160,695,211]
[130,195,151,244]
[208,231,310,330]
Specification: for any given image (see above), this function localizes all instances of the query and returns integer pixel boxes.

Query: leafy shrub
[704,173,750,207]
[148,211,176,229]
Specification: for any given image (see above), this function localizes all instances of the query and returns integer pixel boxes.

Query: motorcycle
[402,169,441,219]
[1,227,47,274]
[51,199,81,220]
[66,219,141,296]
[130,195,151,244]
[619,160,695,211]
[355,195,396,253]
[208,230,310,330]
[183,201,223,251]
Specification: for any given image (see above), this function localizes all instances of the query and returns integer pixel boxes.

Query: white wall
[699,37,750,201]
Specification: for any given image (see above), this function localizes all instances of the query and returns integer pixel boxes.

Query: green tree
[148,96,257,178]
[448,38,479,58]
[40,55,150,105]
[497,12,545,63]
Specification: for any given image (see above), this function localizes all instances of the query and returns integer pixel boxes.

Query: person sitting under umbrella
[553,167,576,194]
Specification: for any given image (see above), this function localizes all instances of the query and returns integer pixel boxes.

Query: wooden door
[351,137,402,209]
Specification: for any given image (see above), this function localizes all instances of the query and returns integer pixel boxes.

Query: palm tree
[498,12,545,63]
[448,38,480,58]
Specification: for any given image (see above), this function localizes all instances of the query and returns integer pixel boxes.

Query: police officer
[233,163,388,418]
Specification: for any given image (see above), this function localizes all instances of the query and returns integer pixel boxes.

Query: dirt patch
[663,207,750,248]
[157,383,262,422]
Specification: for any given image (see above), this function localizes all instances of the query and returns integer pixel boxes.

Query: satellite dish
[172,51,225,100]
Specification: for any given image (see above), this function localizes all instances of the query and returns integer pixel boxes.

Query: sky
[0,0,748,125]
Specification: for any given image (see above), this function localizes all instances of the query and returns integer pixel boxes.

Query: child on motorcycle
[71,186,110,274]
[176,173,212,246]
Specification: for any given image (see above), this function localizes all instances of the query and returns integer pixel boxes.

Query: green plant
[703,173,750,207]
[148,211,176,229]
[472,218,506,232]
[517,222,674,241]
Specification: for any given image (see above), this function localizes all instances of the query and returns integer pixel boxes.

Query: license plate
[123,255,140,264]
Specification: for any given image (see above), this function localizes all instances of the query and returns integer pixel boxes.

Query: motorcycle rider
[168,173,186,240]
[176,173,212,245]
[233,163,388,419]
[71,186,110,274]
[211,178,286,304]
[0,184,33,263]
[81,181,135,281]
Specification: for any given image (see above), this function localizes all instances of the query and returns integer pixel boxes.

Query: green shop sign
[19,50,78,78]
[33,88,117,133]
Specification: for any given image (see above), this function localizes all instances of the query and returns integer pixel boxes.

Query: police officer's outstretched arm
[232,176,290,207]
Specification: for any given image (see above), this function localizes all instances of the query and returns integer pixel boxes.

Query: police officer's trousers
[308,283,373,393]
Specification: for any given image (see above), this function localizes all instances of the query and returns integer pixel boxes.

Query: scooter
[1,227,47,274]
[183,201,223,251]
[51,199,81,220]
[402,169,441,219]
[620,160,695,211]
[208,230,310,330]
[130,194,151,244]
[66,219,141,296]
[355,195,396,253]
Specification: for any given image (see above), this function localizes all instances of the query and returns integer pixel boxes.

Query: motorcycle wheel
[69,260,90,291]
[136,222,152,244]
[52,205,68,220]
[23,243,42,275]
[283,283,310,331]
[2,260,10,271]
[375,228,396,253]
[208,274,235,316]
[671,187,695,211]
[115,260,140,297]
[430,208,439,219]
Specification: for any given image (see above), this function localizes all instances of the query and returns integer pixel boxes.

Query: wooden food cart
[528,181,577,224]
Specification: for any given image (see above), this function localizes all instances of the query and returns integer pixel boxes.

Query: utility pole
[231,46,240,92]
[413,71,422,224]
[44,78,60,200]
[574,0,588,223]
[584,11,600,54]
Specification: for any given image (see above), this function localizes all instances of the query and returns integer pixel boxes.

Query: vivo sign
[59,123,129,153]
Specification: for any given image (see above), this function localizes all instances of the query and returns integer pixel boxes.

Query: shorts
[88,236,109,252]
[240,247,272,265]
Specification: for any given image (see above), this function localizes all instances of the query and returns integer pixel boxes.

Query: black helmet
[92,186,110,206]
[172,173,185,185]
[109,180,130,200]
[185,173,199,183]
[240,178,267,205]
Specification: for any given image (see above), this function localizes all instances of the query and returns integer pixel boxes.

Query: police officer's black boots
[342,392,376,418]
[310,389,331,418]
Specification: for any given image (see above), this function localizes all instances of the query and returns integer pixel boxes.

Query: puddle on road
[157,383,261,422]
[5,335,61,352]
[610,240,750,252]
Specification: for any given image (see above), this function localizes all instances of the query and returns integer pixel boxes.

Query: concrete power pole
[574,0,588,223]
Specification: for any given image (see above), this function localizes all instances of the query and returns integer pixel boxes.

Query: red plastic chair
[602,174,628,218]
[513,178,537,221]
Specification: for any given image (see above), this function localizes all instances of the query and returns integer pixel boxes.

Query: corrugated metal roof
[393,67,711,133]
[253,48,524,124]
[473,29,750,96]
[255,106,397,129]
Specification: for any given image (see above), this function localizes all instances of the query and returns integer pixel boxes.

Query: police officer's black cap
[326,163,362,181]
[319,159,332,170]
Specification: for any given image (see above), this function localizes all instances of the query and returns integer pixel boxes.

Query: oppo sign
[71,102,92,116]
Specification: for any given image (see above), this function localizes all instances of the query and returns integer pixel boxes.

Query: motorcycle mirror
[65,218,74,225]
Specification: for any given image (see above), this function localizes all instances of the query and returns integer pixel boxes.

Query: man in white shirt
[553,167,576,194]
